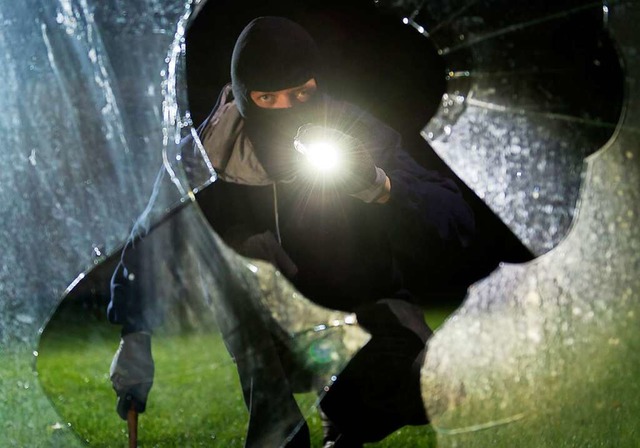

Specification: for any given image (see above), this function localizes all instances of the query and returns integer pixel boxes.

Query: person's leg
[218,284,310,448]
[229,325,312,448]
[319,299,431,446]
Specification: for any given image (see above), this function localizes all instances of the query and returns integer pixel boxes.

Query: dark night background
[185,0,533,306]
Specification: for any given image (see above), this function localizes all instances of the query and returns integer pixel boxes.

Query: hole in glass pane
[34,1,631,447]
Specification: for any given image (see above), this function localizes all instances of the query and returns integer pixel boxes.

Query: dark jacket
[108,88,473,328]
[106,88,475,446]
[191,88,474,312]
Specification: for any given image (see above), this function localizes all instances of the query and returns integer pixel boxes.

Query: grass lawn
[37,302,452,447]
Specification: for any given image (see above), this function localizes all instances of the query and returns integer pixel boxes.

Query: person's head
[230,17,325,178]
[231,16,321,118]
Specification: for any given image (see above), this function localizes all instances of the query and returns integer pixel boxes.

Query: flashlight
[294,124,343,174]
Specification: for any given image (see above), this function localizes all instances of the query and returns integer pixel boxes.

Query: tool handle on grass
[127,404,138,448]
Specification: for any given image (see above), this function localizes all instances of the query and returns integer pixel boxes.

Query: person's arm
[309,108,474,259]
[107,230,158,420]
[355,114,475,290]
[106,163,176,421]
[385,150,474,293]
[385,149,474,245]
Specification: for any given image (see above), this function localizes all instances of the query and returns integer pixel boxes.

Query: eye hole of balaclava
[231,16,324,179]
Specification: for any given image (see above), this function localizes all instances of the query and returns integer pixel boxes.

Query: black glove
[224,227,299,279]
[294,124,377,194]
[109,332,155,420]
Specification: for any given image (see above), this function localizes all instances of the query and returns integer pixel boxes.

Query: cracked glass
[2,0,638,447]
[2,1,368,446]
[379,0,639,445]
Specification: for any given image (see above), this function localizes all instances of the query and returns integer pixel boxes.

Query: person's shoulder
[199,99,244,142]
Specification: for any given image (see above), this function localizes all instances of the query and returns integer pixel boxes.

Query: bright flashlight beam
[298,141,341,172]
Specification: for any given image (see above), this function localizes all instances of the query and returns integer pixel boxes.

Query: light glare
[305,141,340,172]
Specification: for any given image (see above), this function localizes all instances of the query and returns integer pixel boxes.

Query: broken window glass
[0,1,208,445]
[389,0,624,256]
[378,0,640,446]
[2,0,638,447]
[2,0,369,446]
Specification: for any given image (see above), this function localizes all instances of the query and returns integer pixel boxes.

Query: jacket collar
[199,85,273,186]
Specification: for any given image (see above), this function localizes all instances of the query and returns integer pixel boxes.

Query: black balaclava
[231,17,324,179]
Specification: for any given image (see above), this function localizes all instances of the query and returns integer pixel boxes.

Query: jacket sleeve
[106,99,223,336]
[107,166,174,336]
[107,236,158,336]
[365,116,475,290]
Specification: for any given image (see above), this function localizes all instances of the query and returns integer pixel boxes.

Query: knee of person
[355,298,432,342]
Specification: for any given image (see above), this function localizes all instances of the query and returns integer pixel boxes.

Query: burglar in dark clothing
[108,16,474,448]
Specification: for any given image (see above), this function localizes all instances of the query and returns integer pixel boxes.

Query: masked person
[108,16,474,448]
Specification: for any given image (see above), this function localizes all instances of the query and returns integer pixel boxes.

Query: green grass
[37,303,452,447]
[0,345,85,448]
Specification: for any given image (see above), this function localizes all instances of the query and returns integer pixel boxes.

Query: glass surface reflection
[2,0,638,447]
[381,0,640,446]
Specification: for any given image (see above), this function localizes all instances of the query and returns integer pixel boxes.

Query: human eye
[259,94,274,103]
[295,89,313,102]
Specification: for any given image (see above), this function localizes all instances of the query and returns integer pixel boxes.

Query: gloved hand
[294,124,378,194]
[109,331,155,420]
[239,230,299,279]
